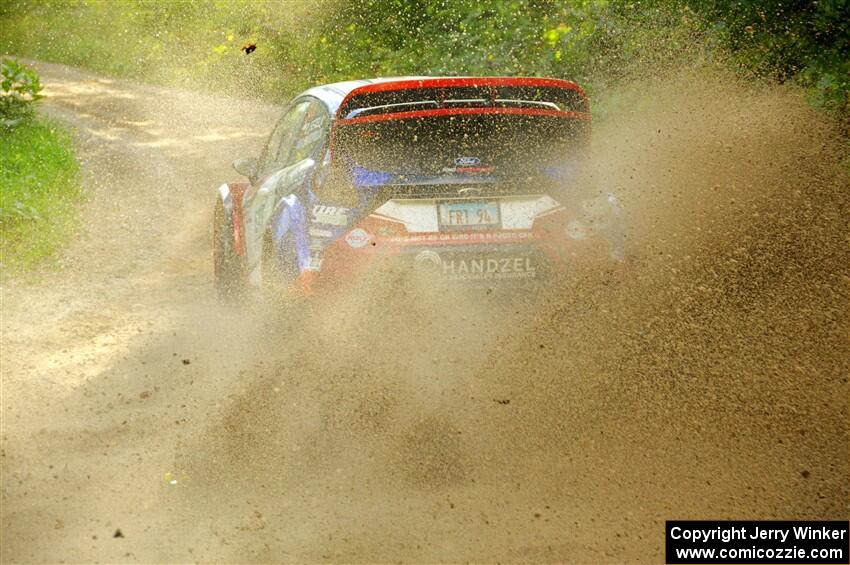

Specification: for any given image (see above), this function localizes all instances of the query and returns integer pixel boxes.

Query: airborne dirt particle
[1,62,847,564]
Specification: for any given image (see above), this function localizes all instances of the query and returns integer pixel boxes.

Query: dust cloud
[173,72,848,561]
[2,62,847,562]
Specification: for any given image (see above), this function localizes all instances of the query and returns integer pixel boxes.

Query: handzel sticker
[413,249,537,281]
[442,256,537,280]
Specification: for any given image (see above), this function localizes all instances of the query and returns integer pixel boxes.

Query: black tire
[213,200,247,302]
[260,229,279,294]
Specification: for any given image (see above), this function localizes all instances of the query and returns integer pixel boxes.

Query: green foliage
[307,0,554,79]
[1,57,43,128]
[304,0,725,102]
[0,118,82,271]
[0,0,845,118]
[680,0,849,115]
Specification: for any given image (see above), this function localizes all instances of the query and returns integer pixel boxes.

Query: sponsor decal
[387,230,534,245]
[307,254,323,270]
[411,249,537,281]
[440,165,496,174]
[345,228,372,248]
[309,228,334,238]
[413,250,442,269]
[441,256,537,281]
[312,205,349,226]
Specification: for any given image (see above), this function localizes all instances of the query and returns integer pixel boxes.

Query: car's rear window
[332,112,589,179]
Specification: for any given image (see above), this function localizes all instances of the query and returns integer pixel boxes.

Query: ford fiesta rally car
[213,77,625,299]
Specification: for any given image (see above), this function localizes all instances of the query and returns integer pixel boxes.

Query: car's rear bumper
[303,224,620,296]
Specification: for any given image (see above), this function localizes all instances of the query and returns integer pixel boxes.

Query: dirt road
[2,62,848,563]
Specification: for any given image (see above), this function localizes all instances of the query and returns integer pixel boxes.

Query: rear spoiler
[335,77,590,124]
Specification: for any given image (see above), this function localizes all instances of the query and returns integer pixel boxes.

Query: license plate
[438,200,501,230]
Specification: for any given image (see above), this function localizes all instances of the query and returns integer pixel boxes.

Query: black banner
[666,521,849,564]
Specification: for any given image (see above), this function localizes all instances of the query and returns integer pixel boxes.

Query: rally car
[213,77,624,299]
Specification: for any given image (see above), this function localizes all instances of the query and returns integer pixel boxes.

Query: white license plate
[438,200,501,230]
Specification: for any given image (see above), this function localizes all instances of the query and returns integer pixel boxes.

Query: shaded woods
[1,0,847,122]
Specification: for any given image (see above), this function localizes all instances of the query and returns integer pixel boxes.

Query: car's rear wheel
[259,227,301,299]
[213,200,247,302]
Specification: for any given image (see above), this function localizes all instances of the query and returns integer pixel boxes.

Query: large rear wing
[335,77,590,123]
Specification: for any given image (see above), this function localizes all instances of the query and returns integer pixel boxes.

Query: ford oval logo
[455,156,481,167]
